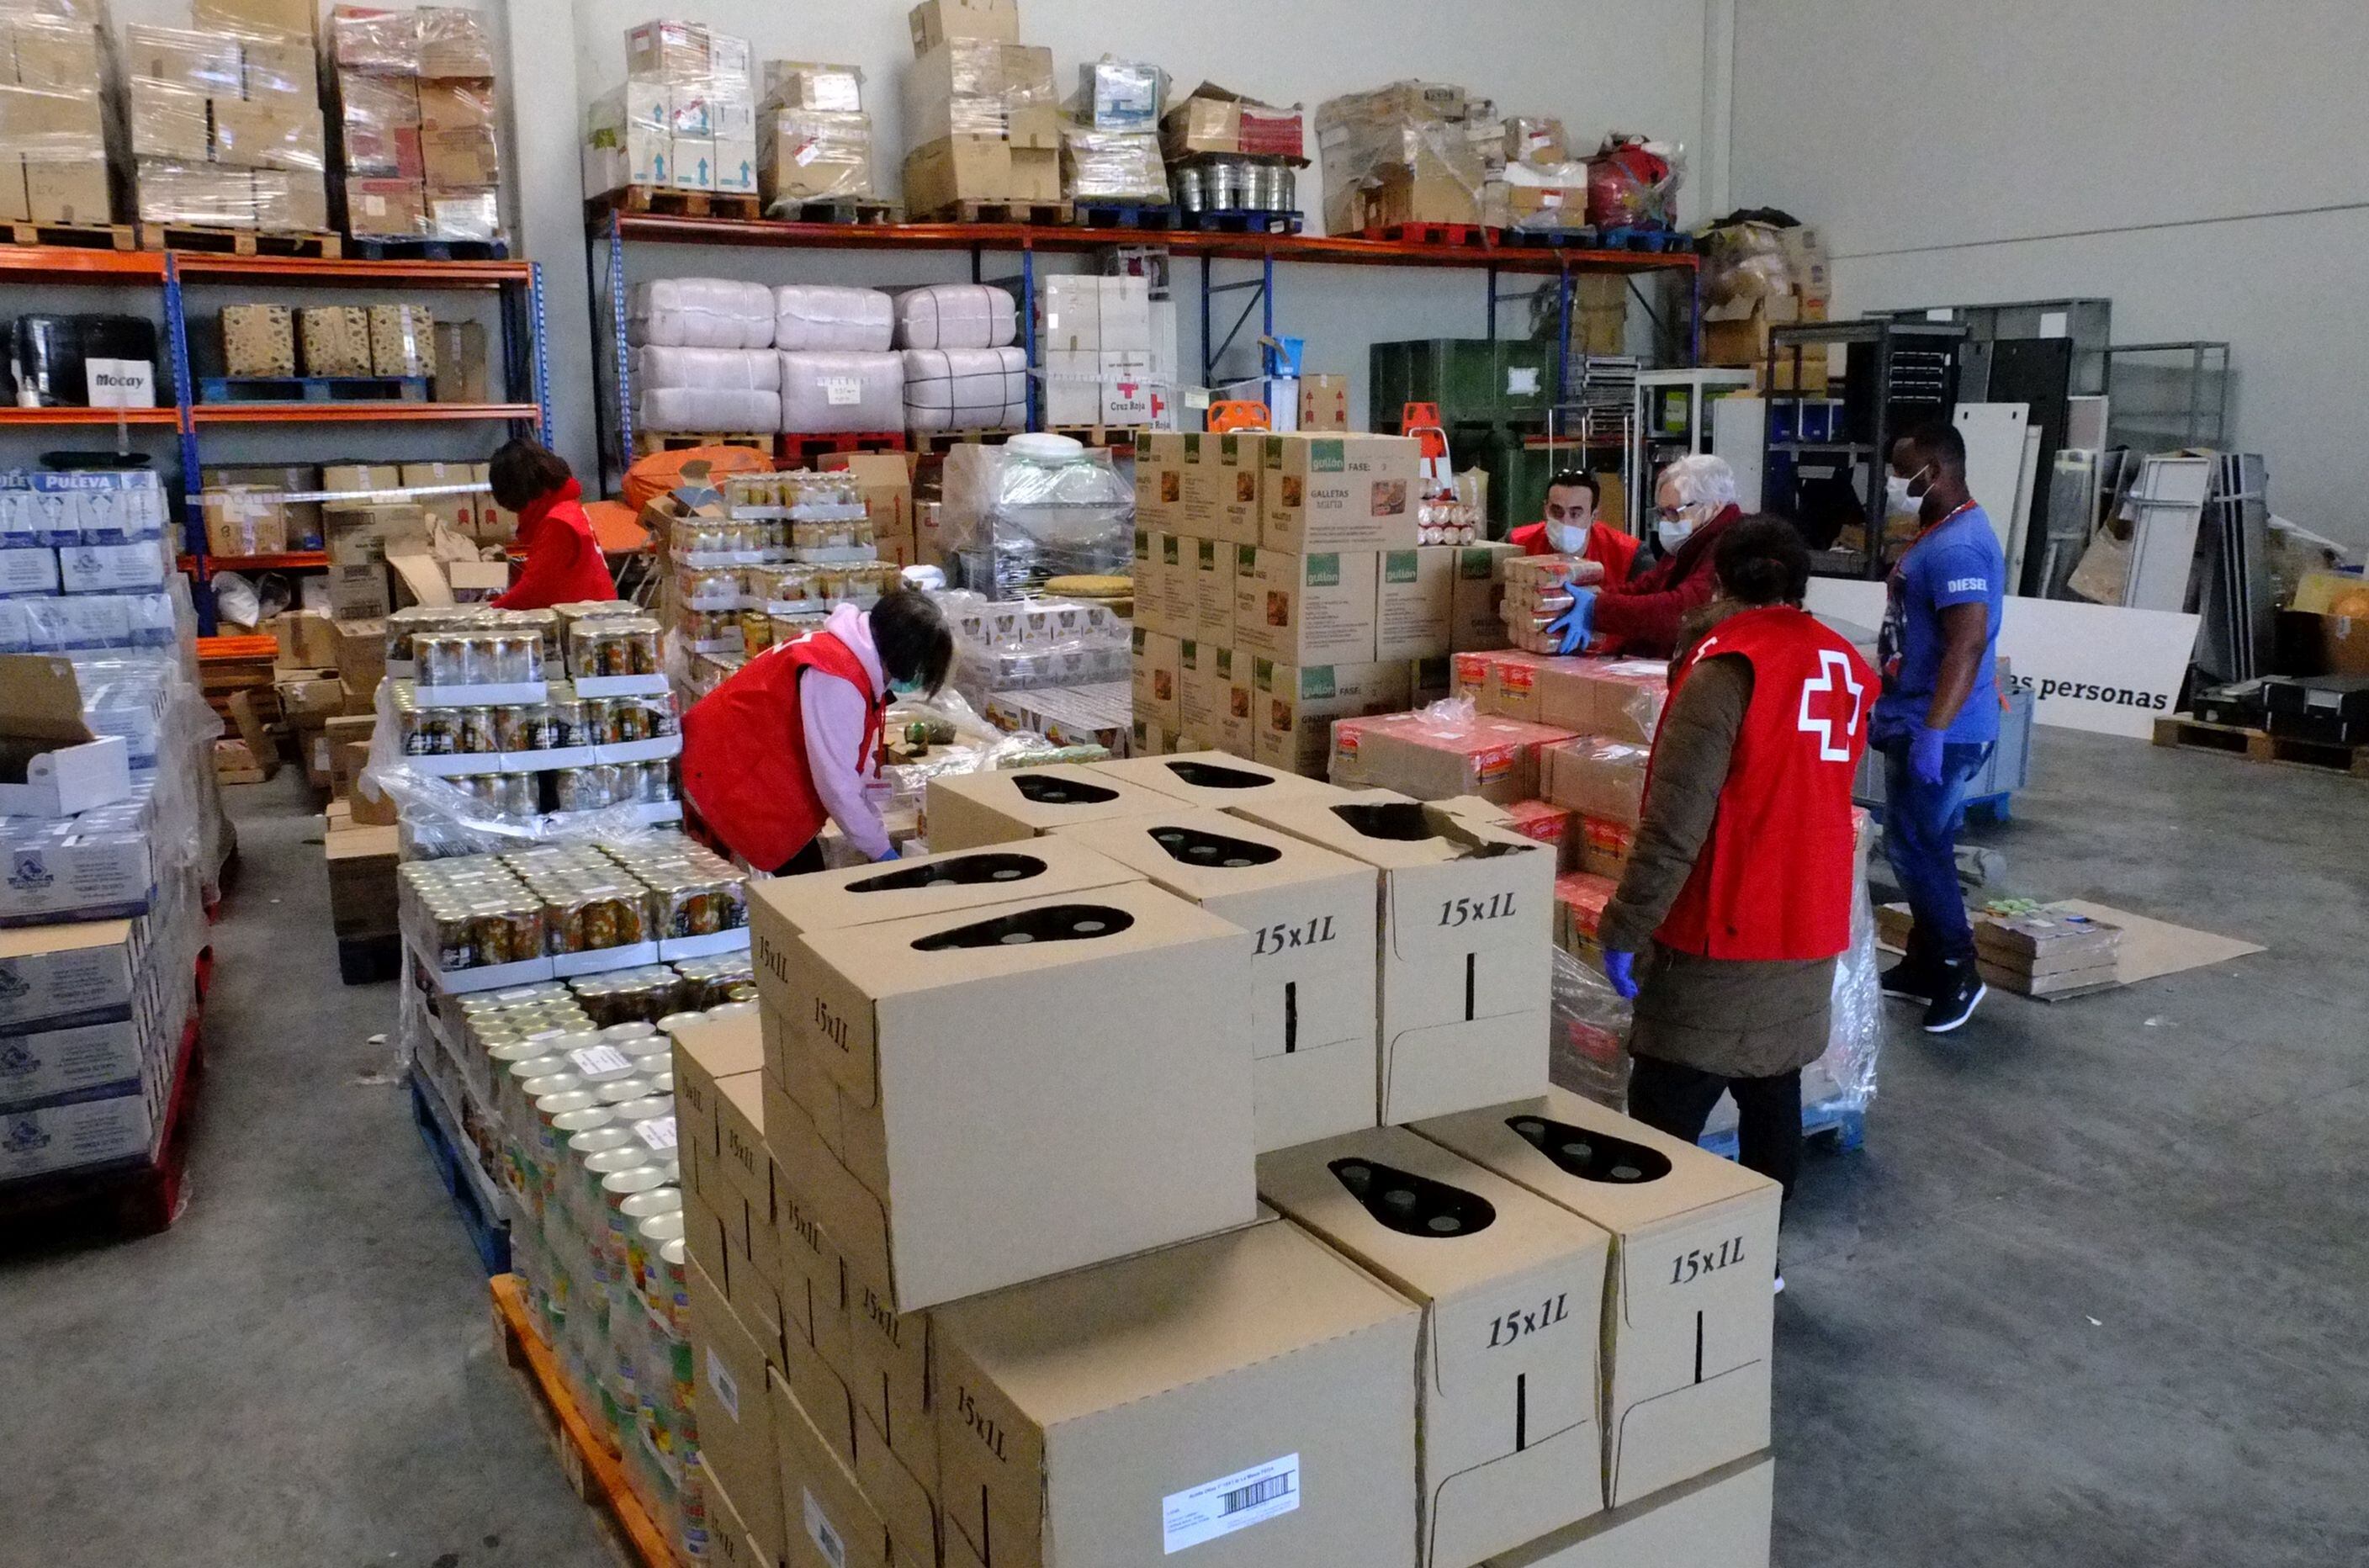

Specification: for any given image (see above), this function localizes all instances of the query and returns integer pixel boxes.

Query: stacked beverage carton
[663,744,1779,1566]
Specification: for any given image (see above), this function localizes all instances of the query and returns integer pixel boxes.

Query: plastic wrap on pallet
[771,284,893,352]
[416,5,495,77]
[946,437,1132,600]
[1070,55,1164,132]
[1313,80,1487,233]
[910,36,1054,139]
[756,105,873,205]
[1548,946,1630,1110]
[632,344,782,393]
[761,59,863,113]
[122,22,241,96]
[893,284,1016,352]
[900,347,1026,433]
[424,186,500,242]
[326,3,421,75]
[1584,132,1683,230]
[0,45,115,225]
[335,72,421,177]
[628,278,775,350]
[776,350,903,434]
[638,385,781,434]
[1500,159,1593,233]
[1058,124,1167,203]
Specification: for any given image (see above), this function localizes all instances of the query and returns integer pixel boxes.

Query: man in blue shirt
[1873,422,2004,1034]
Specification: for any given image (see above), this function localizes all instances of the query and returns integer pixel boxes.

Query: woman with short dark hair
[681,587,954,874]
[485,438,617,610]
[1596,516,1873,1237]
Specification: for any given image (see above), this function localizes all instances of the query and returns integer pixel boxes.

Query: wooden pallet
[342,236,511,262]
[628,429,774,458]
[1068,200,1180,231]
[1042,422,1142,450]
[199,373,432,404]
[911,199,1072,226]
[489,1273,689,1568]
[139,223,342,258]
[763,197,896,226]
[2151,714,2369,779]
[1356,220,1493,248]
[779,429,907,462]
[1598,225,1693,252]
[601,186,763,221]
[1495,224,1604,250]
[910,426,1026,453]
[1175,208,1303,235]
[5,218,136,252]
[410,1070,507,1274]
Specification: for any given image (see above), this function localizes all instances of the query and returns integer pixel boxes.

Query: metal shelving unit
[586,204,1699,490]
[0,241,550,630]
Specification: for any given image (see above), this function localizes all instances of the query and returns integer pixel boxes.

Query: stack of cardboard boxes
[1037,273,1154,427]
[0,6,116,226]
[326,3,506,241]
[1701,225,1831,393]
[1132,430,1534,776]
[1315,79,1488,235]
[898,0,1059,217]
[584,19,756,201]
[755,60,873,213]
[665,758,1774,1568]
[125,10,328,233]
[1059,55,1165,204]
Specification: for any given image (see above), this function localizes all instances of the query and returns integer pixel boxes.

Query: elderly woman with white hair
[1546,452,1746,659]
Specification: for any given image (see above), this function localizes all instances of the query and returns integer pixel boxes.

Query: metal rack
[1868,297,2112,397]
[1628,368,1755,533]
[586,206,1700,491]
[0,243,550,630]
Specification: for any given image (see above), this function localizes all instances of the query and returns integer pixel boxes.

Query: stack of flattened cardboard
[660,759,1771,1568]
[1877,902,2124,999]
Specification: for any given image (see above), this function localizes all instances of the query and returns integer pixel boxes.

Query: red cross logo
[1798,649,1865,761]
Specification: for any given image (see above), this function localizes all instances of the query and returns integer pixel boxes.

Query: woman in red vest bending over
[1596,516,1873,1216]
[485,439,619,611]
[681,589,953,875]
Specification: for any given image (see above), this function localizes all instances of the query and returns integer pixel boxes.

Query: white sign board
[1806,579,2199,740]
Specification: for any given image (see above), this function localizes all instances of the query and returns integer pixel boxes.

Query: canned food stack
[1498,553,1606,654]
[944,587,1129,704]
[125,18,329,231]
[659,469,899,666]
[755,61,873,214]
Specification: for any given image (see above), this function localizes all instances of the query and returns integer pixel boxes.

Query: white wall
[527,0,1719,475]
[1728,0,2369,543]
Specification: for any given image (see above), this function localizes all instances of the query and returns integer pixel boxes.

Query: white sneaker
[1773,1274,1786,1296]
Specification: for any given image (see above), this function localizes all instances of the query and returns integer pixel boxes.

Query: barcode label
[705,1348,739,1421]
[633,1115,677,1152]
[569,1044,631,1077]
[1162,1452,1299,1554]
[803,1490,846,1568]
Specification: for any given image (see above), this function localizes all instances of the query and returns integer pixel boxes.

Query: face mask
[1887,464,1932,515]
[888,676,923,697]
[1545,521,1587,554]
[1656,517,1694,553]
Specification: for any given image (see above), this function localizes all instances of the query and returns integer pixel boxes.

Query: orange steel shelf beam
[191,401,541,424]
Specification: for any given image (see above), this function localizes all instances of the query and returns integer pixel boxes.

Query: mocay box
[1239,790,1554,1122]
[766,879,1256,1308]
[932,1214,1422,1568]
[1259,1126,1613,1567]
[924,763,1173,851]
[1414,1087,1782,1509]
[1055,808,1380,1150]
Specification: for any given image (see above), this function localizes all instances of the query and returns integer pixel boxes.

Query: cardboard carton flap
[0,654,98,747]
[1242,787,1550,871]
[1089,750,1343,808]
[0,917,135,961]
[751,834,1141,939]
[1052,808,1375,902]
[673,1008,766,1080]
[385,548,455,607]
[931,1212,1413,1429]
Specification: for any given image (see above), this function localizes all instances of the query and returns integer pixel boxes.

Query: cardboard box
[322,462,401,496]
[1296,373,1350,432]
[1261,433,1421,554]
[821,453,916,563]
[127,82,212,162]
[765,879,1256,1308]
[672,1009,766,1181]
[1450,543,1518,652]
[903,132,1011,215]
[344,176,426,238]
[1085,750,1340,814]
[1489,1454,1773,1568]
[299,306,372,378]
[1234,546,1381,665]
[1259,1126,1613,1564]
[323,821,398,939]
[1375,546,1456,662]
[432,320,489,404]
[0,918,138,1033]
[333,617,386,702]
[0,656,133,818]
[932,1216,1420,1568]
[1414,1087,1782,1508]
[24,158,111,226]
[1056,807,1381,1150]
[1188,538,1235,644]
[220,305,295,378]
[197,0,315,37]
[1541,739,1650,828]
[1200,433,1262,546]
[923,762,1174,853]
[1160,82,1305,162]
[271,611,341,673]
[1157,531,1193,635]
[908,0,1018,51]
[1252,656,1412,777]
[688,1254,787,1556]
[368,303,435,379]
[1131,626,1181,730]
[1212,645,1256,760]
[1174,638,1221,750]
[1238,790,1554,1122]
[771,1367,893,1568]
[1332,712,1576,806]
[202,489,288,557]
[1133,431,1184,532]
[1533,658,1667,744]
[761,1086,859,1396]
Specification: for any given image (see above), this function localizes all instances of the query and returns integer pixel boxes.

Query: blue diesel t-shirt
[1874,505,2004,744]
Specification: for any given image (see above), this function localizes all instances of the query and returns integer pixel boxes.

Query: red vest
[1509,519,1642,583]
[681,630,884,869]
[1650,605,1873,961]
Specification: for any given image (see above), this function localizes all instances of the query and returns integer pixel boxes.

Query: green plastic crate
[1369,338,1555,430]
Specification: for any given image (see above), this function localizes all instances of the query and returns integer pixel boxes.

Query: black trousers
[1626,1057,1804,1200]
[774,840,828,877]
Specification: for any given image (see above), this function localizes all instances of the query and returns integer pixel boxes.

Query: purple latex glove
[1910,724,1948,786]
[1603,949,1640,1000]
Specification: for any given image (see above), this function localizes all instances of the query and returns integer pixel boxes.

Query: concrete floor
[5,728,2366,1567]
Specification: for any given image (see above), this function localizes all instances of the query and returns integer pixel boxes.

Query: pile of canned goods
[747,559,901,609]
[393,686,681,758]
[388,604,563,669]
[565,616,665,682]
[1174,156,1298,214]
[722,469,865,521]
[569,956,755,1028]
[404,857,548,972]
[416,625,548,689]
[400,833,750,979]
[670,515,784,562]
[604,836,750,940]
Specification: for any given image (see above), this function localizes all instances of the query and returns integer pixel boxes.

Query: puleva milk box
[1054,806,1379,1150]
[1259,1126,1614,1567]
[1415,1087,1783,1508]
[1239,789,1555,1122]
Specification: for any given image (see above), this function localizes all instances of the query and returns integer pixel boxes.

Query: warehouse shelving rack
[0,244,551,631]
[586,207,1700,492]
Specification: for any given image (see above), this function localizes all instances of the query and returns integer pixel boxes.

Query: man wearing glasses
[1511,469,1640,582]
[1546,453,1745,659]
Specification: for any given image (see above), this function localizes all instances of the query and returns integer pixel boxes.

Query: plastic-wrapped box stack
[1315,79,1488,235]
[1059,54,1166,204]
[657,469,900,669]
[1036,273,1155,427]
[0,469,178,650]
[941,586,1129,718]
[0,8,117,225]
[754,60,872,214]
[898,0,1058,215]
[893,283,1025,433]
[326,3,506,242]
[125,17,328,232]
[582,19,755,200]
[1490,114,1593,234]
[625,278,906,437]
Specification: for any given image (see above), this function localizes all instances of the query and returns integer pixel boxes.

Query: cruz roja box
[1259,1125,1614,1568]
[760,877,1257,1309]
[931,1212,1423,1568]
[923,763,1173,850]
[1055,807,1381,1151]
[1240,790,1555,1123]
[1415,1087,1782,1509]
[1084,749,1344,814]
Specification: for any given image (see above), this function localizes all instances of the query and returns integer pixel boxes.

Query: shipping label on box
[686,1255,787,1555]
[1057,808,1380,1150]
[925,760,1172,853]
[1415,1086,1782,1509]
[1261,432,1422,554]
[1238,790,1554,1121]
[1251,656,1412,777]
[932,1216,1421,1568]
[1375,546,1456,662]
[1259,1126,1613,1563]
[764,879,1255,1309]
[1234,546,1381,666]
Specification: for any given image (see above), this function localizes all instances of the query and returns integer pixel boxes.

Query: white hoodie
[801,602,891,861]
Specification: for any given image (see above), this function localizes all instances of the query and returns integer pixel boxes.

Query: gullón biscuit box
[1261,432,1422,553]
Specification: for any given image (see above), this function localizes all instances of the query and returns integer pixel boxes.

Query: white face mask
[1656,517,1694,553]
[1545,520,1587,554]
[1886,464,1932,516]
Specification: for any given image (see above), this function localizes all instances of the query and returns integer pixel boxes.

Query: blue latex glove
[1545,586,1598,655]
[1909,724,1948,787]
[873,845,901,862]
[1603,949,1640,1000]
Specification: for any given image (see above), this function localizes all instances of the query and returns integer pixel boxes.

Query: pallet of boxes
[125,6,330,243]
[652,740,1778,1568]
[755,60,879,220]
[325,3,507,246]
[582,20,758,210]
[1316,80,1488,236]
[0,3,119,232]
[898,0,1062,221]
